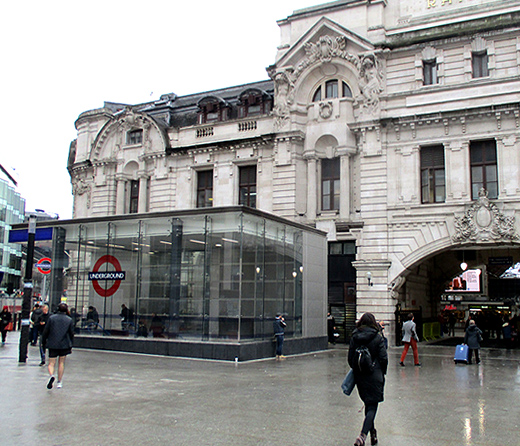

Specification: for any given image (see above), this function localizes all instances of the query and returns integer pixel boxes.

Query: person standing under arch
[399,313,421,367]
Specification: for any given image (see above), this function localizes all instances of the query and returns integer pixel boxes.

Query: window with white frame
[312,80,352,102]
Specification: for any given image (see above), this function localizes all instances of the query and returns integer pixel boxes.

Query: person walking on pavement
[400,313,421,367]
[0,306,13,345]
[464,319,482,364]
[327,312,337,344]
[42,303,74,389]
[348,312,388,446]
[30,303,43,346]
[273,313,286,360]
[36,304,50,366]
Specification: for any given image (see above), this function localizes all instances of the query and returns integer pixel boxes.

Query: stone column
[115,176,126,215]
[306,157,317,220]
[138,175,148,213]
[339,154,350,220]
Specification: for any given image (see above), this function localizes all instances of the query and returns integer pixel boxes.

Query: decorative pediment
[453,189,519,243]
[269,18,380,128]
[90,109,170,162]
[274,17,373,71]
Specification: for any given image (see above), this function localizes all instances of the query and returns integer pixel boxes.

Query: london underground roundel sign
[36,257,52,275]
[88,255,126,297]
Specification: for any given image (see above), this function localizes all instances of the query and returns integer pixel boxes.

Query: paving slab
[2,334,519,446]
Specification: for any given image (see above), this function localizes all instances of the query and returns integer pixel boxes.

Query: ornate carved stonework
[453,189,519,243]
[319,101,333,119]
[272,71,294,130]
[269,34,362,128]
[355,53,384,119]
[72,178,91,209]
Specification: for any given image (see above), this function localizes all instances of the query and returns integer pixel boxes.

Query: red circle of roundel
[36,257,52,275]
[92,255,123,297]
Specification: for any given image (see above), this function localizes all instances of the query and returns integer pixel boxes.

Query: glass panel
[342,82,353,98]
[312,88,321,102]
[472,166,483,183]
[486,165,497,182]
[325,80,338,98]
[435,184,446,203]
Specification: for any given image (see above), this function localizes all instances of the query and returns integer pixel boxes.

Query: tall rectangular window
[197,170,213,208]
[472,51,489,78]
[421,146,445,204]
[423,60,438,85]
[470,140,498,199]
[129,180,139,214]
[239,165,257,208]
[321,158,340,211]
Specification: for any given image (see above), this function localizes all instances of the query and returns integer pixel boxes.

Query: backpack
[355,345,375,373]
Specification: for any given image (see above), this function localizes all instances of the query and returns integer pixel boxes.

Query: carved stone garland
[453,189,519,243]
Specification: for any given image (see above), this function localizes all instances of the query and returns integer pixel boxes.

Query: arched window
[312,80,352,102]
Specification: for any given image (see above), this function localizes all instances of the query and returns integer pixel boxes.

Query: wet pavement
[2,333,519,446]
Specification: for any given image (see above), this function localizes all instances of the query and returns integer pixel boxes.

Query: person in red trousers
[400,313,421,367]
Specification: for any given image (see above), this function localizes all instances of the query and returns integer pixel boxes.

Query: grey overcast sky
[1,0,323,219]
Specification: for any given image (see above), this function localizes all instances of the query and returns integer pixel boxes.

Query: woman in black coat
[348,313,388,446]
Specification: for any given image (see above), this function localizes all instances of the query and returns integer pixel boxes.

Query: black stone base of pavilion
[73,335,328,362]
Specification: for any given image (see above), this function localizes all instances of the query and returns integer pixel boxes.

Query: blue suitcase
[454,344,469,363]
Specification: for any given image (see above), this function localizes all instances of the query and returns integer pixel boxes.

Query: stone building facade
[68,0,520,345]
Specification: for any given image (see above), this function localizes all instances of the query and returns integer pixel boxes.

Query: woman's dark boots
[370,428,378,445]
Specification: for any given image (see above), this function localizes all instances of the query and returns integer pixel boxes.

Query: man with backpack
[400,313,421,367]
[348,313,388,446]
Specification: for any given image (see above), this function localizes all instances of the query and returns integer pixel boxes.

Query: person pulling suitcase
[464,319,483,364]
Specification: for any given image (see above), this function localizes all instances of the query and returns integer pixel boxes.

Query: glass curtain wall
[63,211,303,341]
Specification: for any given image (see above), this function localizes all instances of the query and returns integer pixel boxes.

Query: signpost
[19,216,36,363]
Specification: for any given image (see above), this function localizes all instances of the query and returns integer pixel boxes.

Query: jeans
[39,334,46,363]
[275,334,284,356]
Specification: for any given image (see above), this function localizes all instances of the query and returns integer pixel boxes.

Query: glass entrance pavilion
[10,207,327,360]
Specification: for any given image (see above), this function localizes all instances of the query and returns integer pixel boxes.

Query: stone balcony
[173,116,274,149]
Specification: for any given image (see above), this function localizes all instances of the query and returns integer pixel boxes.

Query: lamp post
[19,216,36,363]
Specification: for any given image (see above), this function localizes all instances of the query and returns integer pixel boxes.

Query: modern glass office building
[10,207,327,360]
[0,175,25,296]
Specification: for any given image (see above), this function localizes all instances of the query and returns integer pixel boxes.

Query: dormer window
[312,80,352,102]
[238,89,272,119]
[127,129,143,145]
[197,97,230,124]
